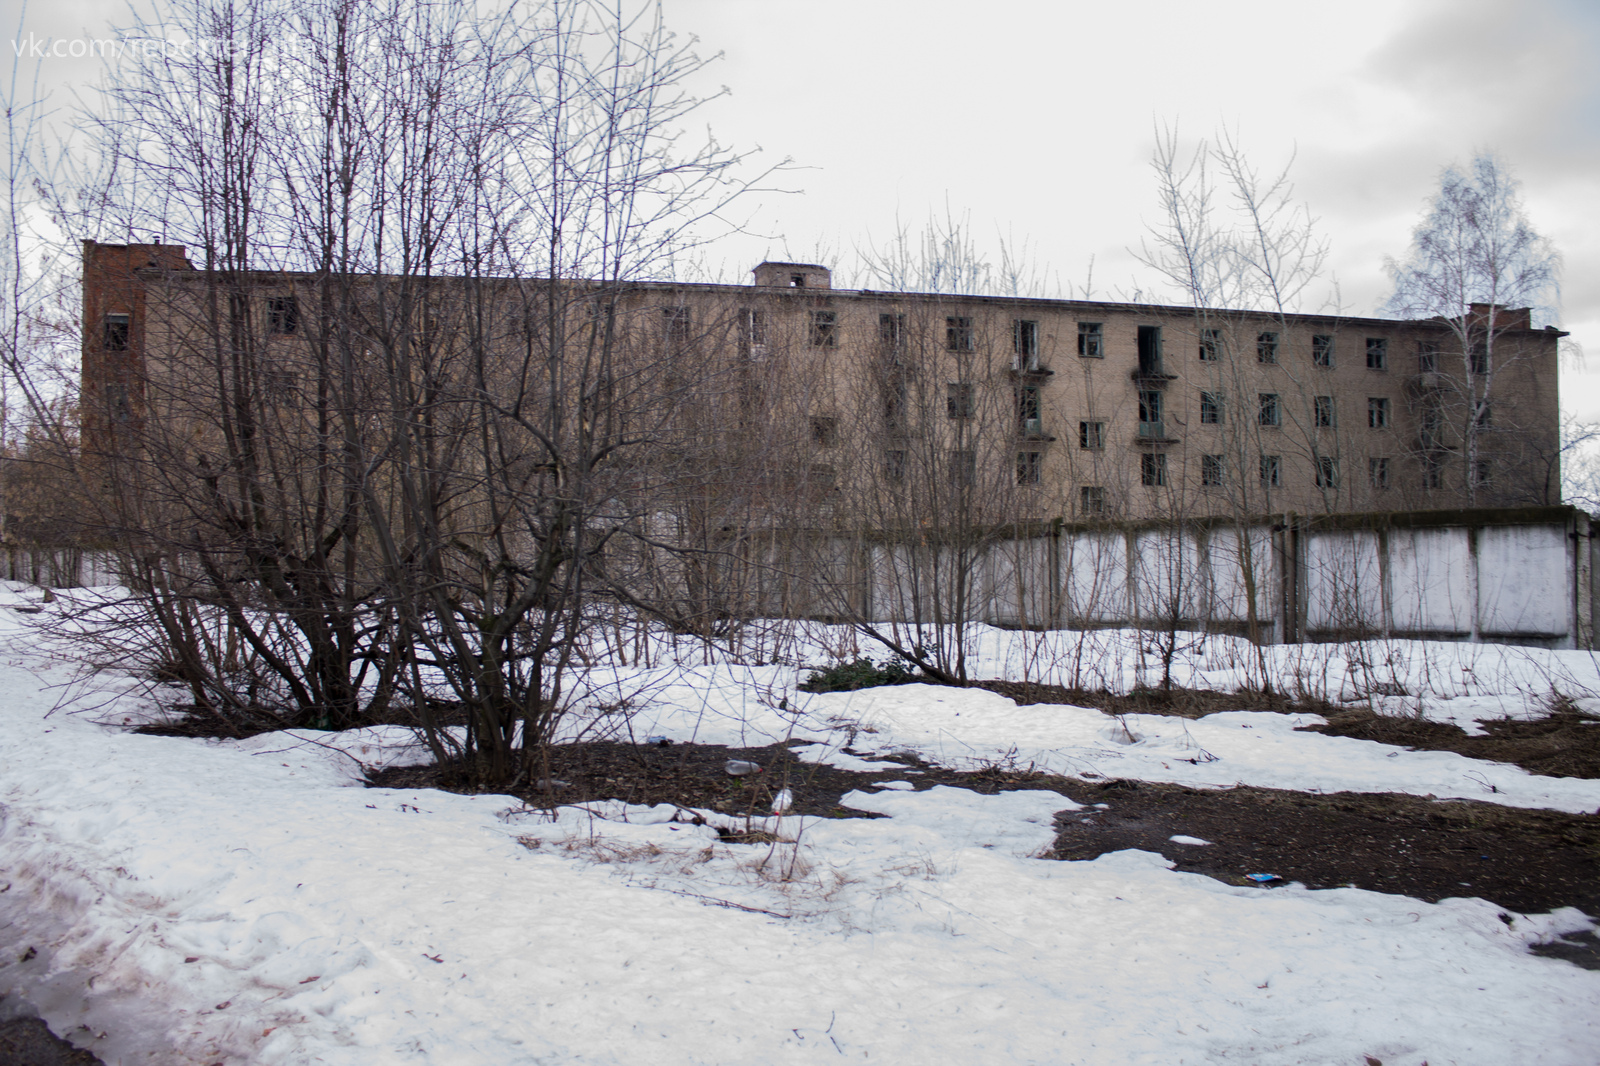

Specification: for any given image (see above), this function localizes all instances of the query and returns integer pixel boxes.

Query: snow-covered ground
[2,588,1598,1064]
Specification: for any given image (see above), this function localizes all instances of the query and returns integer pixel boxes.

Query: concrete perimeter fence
[799,506,1598,649]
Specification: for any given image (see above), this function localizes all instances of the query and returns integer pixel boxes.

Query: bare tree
[1384,153,1561,504]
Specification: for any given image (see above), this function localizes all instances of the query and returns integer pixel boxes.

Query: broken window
[1259,393,1280,426]
[1198,328,1221,362]
[1200,391,1223,424]
[1471,341,1489,375]
[740,307,767,359]
[1368,397,1390,429]
[1141,452,1167,487]
[1201,454,1224,487]
[1257,332,1278,364]
[1016,451,1042,485]
[1316,455,1339,489]
[1418,340,1439,373]
[1017,386,1043,437]
[1137,325,1163,375]
[268,296,299,335]
[1077,322,1103,358]
[1080,485,1106,515]
[1079,420,1105,450]
[1138,389,1162,426]
[1314,395,1335,428]
[1369,457,1390,489]
[810,310,837,348]
[1312,334,1334,368]
[103,313,130,351]
[879,313,905,363]
[946,316,974,352]
[1260,454,1281,487]
[946,382,975,419]
[1013,319,1040,370]
[1366,337,1387,370]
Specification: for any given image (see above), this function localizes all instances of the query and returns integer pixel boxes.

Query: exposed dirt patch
[1304,707,1600,780]
[370,740,1600,917]
[969,679,1336,720]
[1049,779,1600,917]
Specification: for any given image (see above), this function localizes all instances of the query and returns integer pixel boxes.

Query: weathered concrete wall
[853,506,1595,648]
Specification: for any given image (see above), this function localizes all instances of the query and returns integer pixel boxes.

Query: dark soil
[1048,778,1600,917]
[1304,706,1600,780]
[0,1014,104,1066]
[970,679,1319,719]
[974,680,1600,782]
[369,738,1600,919]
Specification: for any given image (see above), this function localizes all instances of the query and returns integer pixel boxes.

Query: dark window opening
[268,296,299,335]
[1474,400,1491,429]
[884,379,909,434]
[1014,319,1040,370]
[946,382,975,419]
[1200,391,1223,424]
[1471,341,1489,375]
[1201,454,1224,487]
[1199,328,1221,362]
[1315,395,1335,428]
[1366,337,1387,370]
[1016,451,1042,485]
[1418,341,1439,373]
[1316,456,1339,489]
[103,313,130,351]
[790,273,805,288]
[1475,459,1492,487]
[740,308,767,357]
[1138,389,1163,434]
[1368,397,1390,429]
[1141,452,1167,487]
[810,310,837,348]
[879,313,905,362]
[1369,457,1390,489]
[810,416,838,446]
[1077,322,1103,358]
[1079,420,1105,450]
[1017,386,1043,437]
[1259,393,1280,426]
[1137,325,1163,375]
[1080,485,1106,515]
[946,316,974,351]
[1260,455,1281,487]
[885,450,906,483]
[1312,334,1334,368]
[1257,332,1278,364]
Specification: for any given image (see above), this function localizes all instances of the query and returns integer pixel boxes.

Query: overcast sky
[13,0,1600,415]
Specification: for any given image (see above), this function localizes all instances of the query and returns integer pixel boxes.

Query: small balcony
[1136,421,1178,444]
[1018,417,1055,442]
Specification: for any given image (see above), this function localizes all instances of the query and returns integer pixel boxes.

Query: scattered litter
[723,759,762,776]
[874,780,916,791]
[1245,873,1282,884]
[1169,835,1211,846]
[770,788,793,814]
[644,736,671,747]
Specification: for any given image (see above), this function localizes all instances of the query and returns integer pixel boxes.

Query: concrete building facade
[82,242,1565,528]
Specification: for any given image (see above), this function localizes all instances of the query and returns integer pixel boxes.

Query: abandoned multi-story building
[85,242,1565,521]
